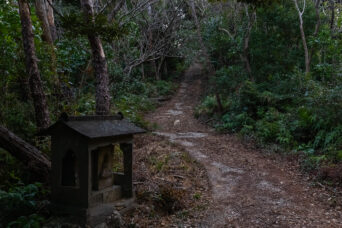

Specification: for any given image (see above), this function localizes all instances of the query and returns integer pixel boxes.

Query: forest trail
[145,64,342,227]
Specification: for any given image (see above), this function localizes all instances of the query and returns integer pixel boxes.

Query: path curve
[145,64,342,227]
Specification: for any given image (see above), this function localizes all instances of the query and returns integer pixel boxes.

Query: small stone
[174,120,180,126]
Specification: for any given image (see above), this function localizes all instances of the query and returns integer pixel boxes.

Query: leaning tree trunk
[0,126,51,183]
[19,0,51,130]
[81,0,111,115]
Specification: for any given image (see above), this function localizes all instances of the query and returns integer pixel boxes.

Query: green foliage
[0,0,190,225]
[149,155,170,172]
[153,80,177,97]
[199,0,342,172]
[7,214,45,228]
[209,0,281,6]
[56,38,90,76]
[60,11,127,42]
[111,79,176,127]
[0,2,39,140]
[219,111,254,133]
[211,66,247,95]
[114,94,154,128]
[301,154,327,172]
[0,183,47,226]
[193,192,201,200]
[195,95,218,118]
[0,149,26,191]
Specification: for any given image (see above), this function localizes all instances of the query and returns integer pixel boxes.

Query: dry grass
[122,134,211,227]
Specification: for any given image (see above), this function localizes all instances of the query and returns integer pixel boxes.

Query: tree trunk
[313,0,321,37]
[300,19,310,75]
[46,0,57,41]
[0,126,51,183]
[153,59,160,81]
[242,7,255,81]
[81,0,111,115]
[215,93,223,113]
[330,0,335,32]
[309,0,321,66]
[35,0,53,44]
[35,0,60,107]
[19,0,51,130]
[141,63,145,80]
[157,57,165,80]
[294,0,310,75]
[163,60,168,76]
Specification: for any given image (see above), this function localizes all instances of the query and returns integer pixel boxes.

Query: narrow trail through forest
[145,64,342,227]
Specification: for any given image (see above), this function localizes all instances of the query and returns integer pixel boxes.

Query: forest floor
[134,63,342,227]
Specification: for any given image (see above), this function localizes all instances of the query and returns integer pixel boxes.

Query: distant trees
[198,0,342,171]
[1,0,192,129]
[220,3,255,81]
[120,0,188,80]
[293,0,322,75]
[293,0,311,75]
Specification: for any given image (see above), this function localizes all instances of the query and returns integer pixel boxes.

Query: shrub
[0,183,47,226]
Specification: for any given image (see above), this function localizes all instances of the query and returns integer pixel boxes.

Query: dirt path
[145,64,342,227]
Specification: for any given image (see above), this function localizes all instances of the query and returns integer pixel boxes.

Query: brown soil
[141,64,342,227]
[124,134,211,227]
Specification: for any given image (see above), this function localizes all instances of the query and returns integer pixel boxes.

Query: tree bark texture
[35,0,59,97]
[242,7,255,81]
[300,16,310,75]
[19,0,51,130]
[45,0,57,41]
[0,126,51,183]
[35,0,53,44]
[81,0,111,115]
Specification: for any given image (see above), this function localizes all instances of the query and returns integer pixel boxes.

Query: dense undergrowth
[196,1,342,180]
